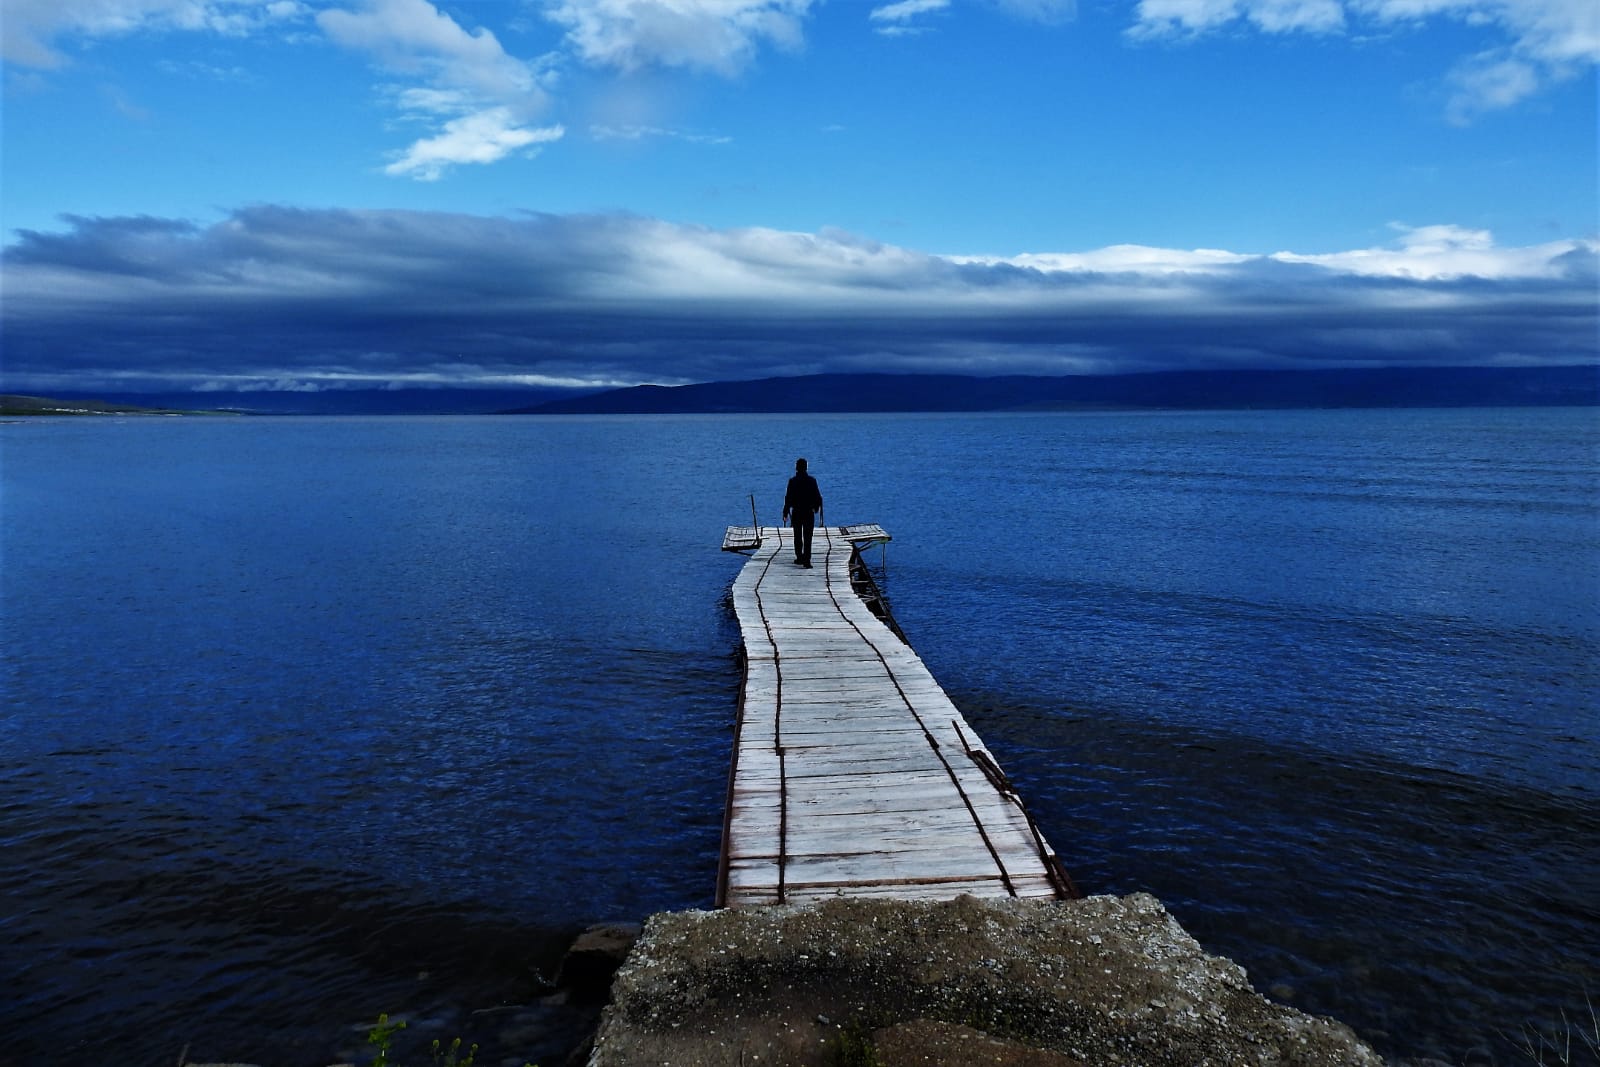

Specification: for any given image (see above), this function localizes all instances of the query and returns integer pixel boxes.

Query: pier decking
[718,524,1073,908]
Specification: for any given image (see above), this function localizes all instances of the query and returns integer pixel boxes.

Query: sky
[1,0,1596,394]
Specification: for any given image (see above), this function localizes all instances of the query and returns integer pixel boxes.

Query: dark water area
[2,409,1596,1066]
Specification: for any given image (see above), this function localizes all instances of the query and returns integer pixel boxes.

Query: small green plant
[431,1036,478,1067]
[829,1020,883,1067]
[364,1014,533,1067]
[368,1013,407,1067]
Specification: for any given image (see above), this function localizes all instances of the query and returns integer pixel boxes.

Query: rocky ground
[585,893,1386,1066]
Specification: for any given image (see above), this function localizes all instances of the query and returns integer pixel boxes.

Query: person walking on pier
[782,458,824,568]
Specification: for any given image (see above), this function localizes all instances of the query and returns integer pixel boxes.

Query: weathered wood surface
[719,525,1069,907]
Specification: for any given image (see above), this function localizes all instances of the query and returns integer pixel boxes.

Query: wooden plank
[728,806,987,836]
[837,523,890,543]
[745,821,1008,858]
[735,786,972,817]
[728,848,1005,884]
[726,870,1061,905]
[733,752,937,782]
[781,879,1013,904]
[722,526,764,551]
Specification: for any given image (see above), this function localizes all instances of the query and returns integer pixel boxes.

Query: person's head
[795,458,807,472]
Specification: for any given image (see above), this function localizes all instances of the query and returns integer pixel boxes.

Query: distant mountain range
[9,387,575,417]
[511,365,1599,414]
[10,365,1595,417]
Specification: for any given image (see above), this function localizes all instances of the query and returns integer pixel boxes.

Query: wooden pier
[718,523,1073,908]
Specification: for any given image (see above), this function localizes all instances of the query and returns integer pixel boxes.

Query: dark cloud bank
[2,206,1595,408]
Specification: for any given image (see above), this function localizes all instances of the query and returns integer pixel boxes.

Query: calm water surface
[2,409,1596,1065]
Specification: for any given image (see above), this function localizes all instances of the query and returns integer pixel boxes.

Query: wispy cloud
[1,0,308,68]
[1130,0,1599,116]
[4,208,1593,393]
[102,83,152,121]
[1131,0,1344,34]
[318,0,563,179]
[157,58,260,83]
[992,0,1077,24]
[590,123,732,144]
[869,0,950,35]
[546,0,816,74]
[319,0,542,103]
[384,108,566,179]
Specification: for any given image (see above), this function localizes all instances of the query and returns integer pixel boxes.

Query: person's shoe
[802,561,813,568]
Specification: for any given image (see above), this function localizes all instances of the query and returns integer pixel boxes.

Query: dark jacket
[784,473,823,517]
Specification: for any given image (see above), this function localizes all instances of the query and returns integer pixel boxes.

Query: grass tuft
[829,1020,884,1067]
[364,1014,532,1067]
[1515,996,1599,1066]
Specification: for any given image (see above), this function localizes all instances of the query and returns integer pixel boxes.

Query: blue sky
[1,0,1596,393]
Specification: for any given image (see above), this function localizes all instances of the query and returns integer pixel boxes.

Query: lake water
[2,409,1596,1066]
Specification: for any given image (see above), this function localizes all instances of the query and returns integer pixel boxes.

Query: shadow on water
[945,689,1600,1065]
[0,629,743,1067]
[0,826,593,1066]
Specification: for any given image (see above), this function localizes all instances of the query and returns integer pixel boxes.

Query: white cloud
[1131,0,1598,115]
[1,0,307,68]
[1250,0,1344,31]
[872,0,950,18]
[869,0,950,35]
[395,86,473,114]
[954,245,1255,273]
[1444,50,1543,122]
[1354,0,1599,64]
[386,108,565,180]
[1270,222,1584,279]
[319,0,542,102]
[103,83,152,120]
[157,58,259,82]
[318,0,561,179]
[966,223,1588,281]
[992,0,1077,24]
[590,123,732,143]
[869,0,1071,35]
[1424,0,1600,118]
[545,0,815,74]
[1131,0,1342,35]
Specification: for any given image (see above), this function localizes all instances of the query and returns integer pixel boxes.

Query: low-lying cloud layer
[2,208,1594,393]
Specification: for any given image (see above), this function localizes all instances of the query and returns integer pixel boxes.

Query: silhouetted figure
[782,458,824,568]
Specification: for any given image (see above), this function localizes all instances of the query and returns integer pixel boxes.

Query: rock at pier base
[559,922,643,1002]
[587,892,1384,1067]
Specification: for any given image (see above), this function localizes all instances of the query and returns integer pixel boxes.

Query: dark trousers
[791,511,815,563]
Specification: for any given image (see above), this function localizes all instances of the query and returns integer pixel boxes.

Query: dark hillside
[511,365,1600,414]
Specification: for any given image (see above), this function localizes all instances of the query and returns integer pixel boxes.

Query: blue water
[2,409,1597,1065]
